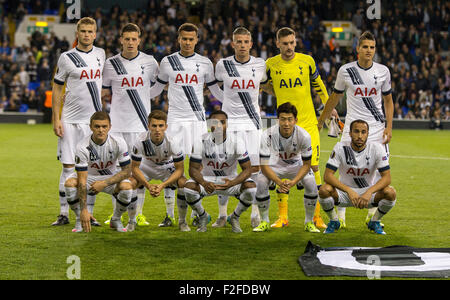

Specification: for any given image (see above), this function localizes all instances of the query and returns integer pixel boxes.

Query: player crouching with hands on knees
[128,110,189,232]
[319,120,396,235]
[64,112,132,233]
[183,110,257,233]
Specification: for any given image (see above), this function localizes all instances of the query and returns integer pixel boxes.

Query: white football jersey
[326,141,390,189]
[157,52,216,122]
[131,132,184,168]
[103,52,159,132]
[260,124,312,168]
[54,46,105,124]
[215,56,268,130]
[334,61,391,136]
[190,132,249,178]
[74,134,130,176]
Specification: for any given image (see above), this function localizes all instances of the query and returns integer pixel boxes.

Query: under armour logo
[276,71,282,75]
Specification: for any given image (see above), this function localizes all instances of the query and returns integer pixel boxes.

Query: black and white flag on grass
[299,241,450,278]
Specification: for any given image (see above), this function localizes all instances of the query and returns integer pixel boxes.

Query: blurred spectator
[17,65,30,88]
[4,92,21,112]
[430,109,443,130]
[0,0,448,120]
[22,89,39,111]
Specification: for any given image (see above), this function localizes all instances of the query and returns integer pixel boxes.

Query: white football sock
[234,187,255,217]
[59,167,75,216]
[87,193,96,215]
[177,189,188,223]
[256,195,270,223]
[337,206,346,221]
[371,199,396,221]
[304,194,318,223]
[65,186,80,218]
[113,190,132,219]
[319,196,338,221]
[136,186,145,215]
[218,194,229,217]
[164,188,176,218]
[127,190,138,222]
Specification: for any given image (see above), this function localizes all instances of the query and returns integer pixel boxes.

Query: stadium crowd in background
[0,0,448,123]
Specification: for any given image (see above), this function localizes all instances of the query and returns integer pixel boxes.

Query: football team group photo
[1,0,449,281]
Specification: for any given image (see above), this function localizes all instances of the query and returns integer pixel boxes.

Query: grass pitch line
[321,150,450,161]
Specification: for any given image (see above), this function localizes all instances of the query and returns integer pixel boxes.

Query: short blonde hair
[233,27,251,40]
[76,17,97,32]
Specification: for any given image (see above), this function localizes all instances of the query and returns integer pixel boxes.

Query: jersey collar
[90,134,108,146]
[233,55,251,64]
[121,51,140,61]
[75,46,94,54]
[178,51,196,59]
[356,61,373,71]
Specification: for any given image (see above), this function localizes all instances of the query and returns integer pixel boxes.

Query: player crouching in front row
[319,120,396,235]
[183,110,257,233]
[253,102,320,233]
[128,110,189,232]
[64,112,133,233]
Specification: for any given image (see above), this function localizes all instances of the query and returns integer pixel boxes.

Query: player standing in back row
[317,31,394,228]
[264,27,330,229]
[102,23,160,227]
[150,23,223,227]
[213,27,268,228]
[51,17,105,226]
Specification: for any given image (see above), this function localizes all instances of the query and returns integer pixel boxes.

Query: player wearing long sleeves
[264,27,329,229]
[253,102,320,233]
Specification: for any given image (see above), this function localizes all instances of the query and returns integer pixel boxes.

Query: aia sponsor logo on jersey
[346,167,370,176]
[121,77,144,87]
[279,152,297,160]
[207,161,230,169]
[80,69,101,80]
[148,158,168,164]
[231,79,256,89]
[175,73,198,84]
[91,161,114,169]
[279,77,302,88]
[354,87,377,97]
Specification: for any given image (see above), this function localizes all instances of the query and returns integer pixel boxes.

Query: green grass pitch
[0,124,449,280]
